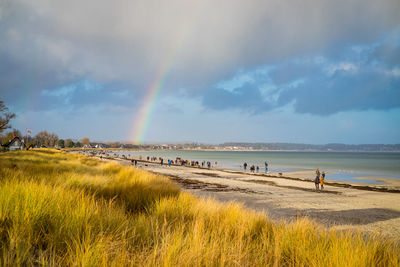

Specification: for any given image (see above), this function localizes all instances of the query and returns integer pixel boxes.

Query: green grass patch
[0,149,398,266]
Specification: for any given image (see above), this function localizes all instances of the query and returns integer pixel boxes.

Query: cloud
[203,83,275,113]
[1,0,399,112]
[278,66,400,115]
[202,39,400,115]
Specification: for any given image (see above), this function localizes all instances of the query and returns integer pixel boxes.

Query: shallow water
[115,150,400,184]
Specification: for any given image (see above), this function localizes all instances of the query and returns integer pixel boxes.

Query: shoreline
[68,147,400,153]
[95,154,400,240]
[91,151,400,191]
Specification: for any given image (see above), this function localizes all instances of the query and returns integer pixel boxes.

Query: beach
[107,156,400,240]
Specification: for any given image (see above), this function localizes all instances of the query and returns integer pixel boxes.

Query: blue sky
[1,0,400,144]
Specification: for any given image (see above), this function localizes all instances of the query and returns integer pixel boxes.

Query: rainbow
[131,63,170,144]
[131,2,206,144]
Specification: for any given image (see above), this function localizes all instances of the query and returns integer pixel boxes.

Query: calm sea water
[115,150,400,184]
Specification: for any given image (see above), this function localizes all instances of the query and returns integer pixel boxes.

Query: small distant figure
[320,172,325,190]
[264,162,268,173]
[256,166,259,172]
[168,159,171,167]
[131,159,134,166]
[315,171,320,191]
[160,158,163,166]
[250,165,255,173]
[244,162,247,171]
[207,161,211,168]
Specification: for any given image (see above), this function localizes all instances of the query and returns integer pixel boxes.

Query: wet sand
[103,156,400,240]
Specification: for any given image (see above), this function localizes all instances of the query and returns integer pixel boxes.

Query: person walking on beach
[160,158,163,166]
[265,162,268,173]
[244,162,247,171]
[315,171,320,191]
[256,166,259,173]
[320,172,325,190]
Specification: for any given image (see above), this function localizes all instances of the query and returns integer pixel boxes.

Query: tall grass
[0,149,398,266]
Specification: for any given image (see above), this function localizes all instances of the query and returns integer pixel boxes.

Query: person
[160,158,163,166]
[131,159,134,166]
[250,165,255,173]
[320,172,325,190]
[244,162,247,171]
[264,162,268,173]
[256,166,259,172]
[314,172,320,191]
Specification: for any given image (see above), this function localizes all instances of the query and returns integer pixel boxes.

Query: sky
[0,0,400,144]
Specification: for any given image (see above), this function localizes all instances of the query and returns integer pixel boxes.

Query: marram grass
[0,149,398,266]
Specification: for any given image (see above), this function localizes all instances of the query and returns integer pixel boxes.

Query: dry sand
[107,157,400,240]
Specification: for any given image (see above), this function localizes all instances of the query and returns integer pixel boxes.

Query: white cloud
[325,62,358,75]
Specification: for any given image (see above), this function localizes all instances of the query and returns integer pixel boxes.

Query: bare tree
[0,101,16,134]
[1,129,21,144]
[34,131,59,147]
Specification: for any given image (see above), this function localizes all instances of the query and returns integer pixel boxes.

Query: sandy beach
[105,156,400,240]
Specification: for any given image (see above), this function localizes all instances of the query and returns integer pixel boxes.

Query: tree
[0,101,16,134]
[34,131,59,147]
[74,141,82,148]
[1,129,22,145]
[81,137,90,146]
[65,139,74,148]
[57,139,65,148]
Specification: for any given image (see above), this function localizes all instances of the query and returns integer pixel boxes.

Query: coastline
[92,154,400,240]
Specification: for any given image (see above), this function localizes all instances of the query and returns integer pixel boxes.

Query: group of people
[132,155,217,169]
[314,168,326,190]
[243,162,269,173]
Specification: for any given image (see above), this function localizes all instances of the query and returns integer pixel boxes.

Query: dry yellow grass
[0,149,398,266]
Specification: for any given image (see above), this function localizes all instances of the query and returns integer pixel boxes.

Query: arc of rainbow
[131,2,206,144]
[131,60,171,144]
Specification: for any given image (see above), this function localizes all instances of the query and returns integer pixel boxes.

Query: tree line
[0,100,91,149]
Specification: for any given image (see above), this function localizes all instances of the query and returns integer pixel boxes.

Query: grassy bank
[0,149,398,266]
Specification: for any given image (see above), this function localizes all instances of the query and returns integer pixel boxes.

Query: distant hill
[221,142,400,152]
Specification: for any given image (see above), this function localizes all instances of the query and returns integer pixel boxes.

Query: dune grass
[0,149,398,266]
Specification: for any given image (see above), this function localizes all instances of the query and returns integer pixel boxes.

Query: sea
[115,150,400,184]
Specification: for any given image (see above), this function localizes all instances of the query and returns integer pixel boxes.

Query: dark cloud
[0,0,399,114]
[203,83,274,113]
[202,40,400,115]
[369,42,400,67]
[268,59,321,85]
[278,68,400,115]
